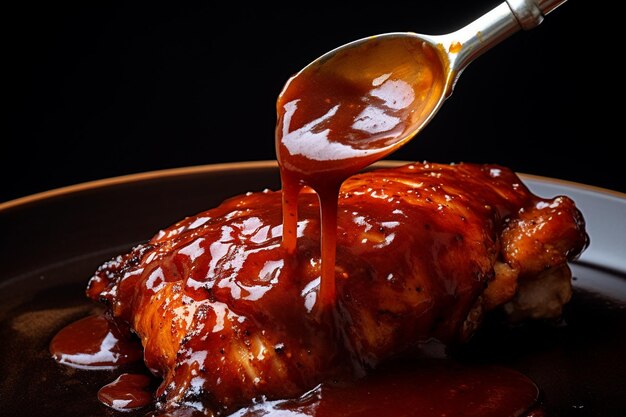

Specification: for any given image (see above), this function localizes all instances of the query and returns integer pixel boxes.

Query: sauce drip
[49,314,142,370]
[97,373,153,411]
[276,36,445,307]
[231,359,539,417]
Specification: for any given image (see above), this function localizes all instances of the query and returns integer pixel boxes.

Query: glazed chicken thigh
[87,162,588,415]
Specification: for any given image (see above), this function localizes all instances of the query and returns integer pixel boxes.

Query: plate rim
[2,160,625,212]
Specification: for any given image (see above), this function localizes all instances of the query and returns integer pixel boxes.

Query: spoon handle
[433,0,567,95]
[508,0,567,29]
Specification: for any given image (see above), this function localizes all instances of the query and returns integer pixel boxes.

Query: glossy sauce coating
[84,162,587,414]
[276,37,445,306]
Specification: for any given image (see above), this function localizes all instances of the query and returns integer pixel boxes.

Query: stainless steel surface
[431,0,568,94]
[507,0,568,29]
[507,0,545,29]
[428,3,520,94]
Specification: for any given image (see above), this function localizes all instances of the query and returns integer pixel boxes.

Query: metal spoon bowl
[276,0,567,173]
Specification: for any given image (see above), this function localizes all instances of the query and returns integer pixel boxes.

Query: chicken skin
[86,162,588,415]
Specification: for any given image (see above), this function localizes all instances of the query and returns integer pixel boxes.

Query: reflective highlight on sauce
[276,36,445,307]
[97,373,153,411]
[49,314,142,370]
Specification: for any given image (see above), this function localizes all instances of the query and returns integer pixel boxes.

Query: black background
[3,1,622,203]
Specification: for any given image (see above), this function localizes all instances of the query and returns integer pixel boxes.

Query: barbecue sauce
[276,36,445,307]
[47,35,547,417]
[97,373,153,411]
[232,360,539,417]
[49,314,142,370]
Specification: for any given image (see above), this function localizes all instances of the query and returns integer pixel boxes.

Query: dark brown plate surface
[1,161,625,417]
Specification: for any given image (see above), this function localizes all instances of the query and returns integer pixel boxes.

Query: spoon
[275,0,566,307]
[276,0,567,181]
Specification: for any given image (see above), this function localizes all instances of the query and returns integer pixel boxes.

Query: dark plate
[1,161,625,417]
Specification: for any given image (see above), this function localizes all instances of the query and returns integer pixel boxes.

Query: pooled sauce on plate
[49,314,142,370]
[50,318,541,416]
[97,373,153,412]
[233,359,539,417]
[48,37,543,416]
